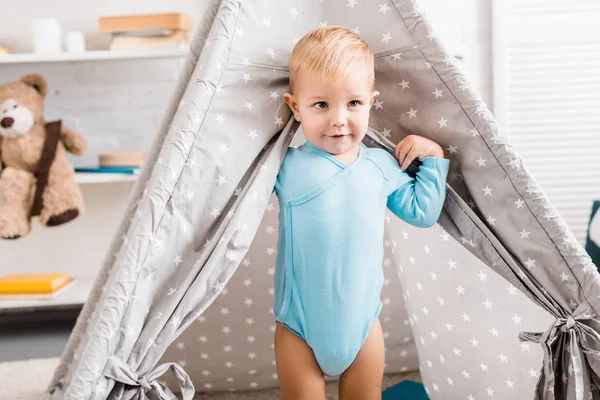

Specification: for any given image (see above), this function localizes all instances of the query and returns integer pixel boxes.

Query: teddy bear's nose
[0,117,14,128]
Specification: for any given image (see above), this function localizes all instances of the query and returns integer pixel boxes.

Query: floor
[0,356,421,400]
[0,307,422,399]
[0,307,80,362]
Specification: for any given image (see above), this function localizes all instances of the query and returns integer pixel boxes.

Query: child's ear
[370,90,380,106]
[283,93,301,122]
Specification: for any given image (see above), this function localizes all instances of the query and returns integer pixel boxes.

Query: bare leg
[274,322,327,400]
[339,318,385,400]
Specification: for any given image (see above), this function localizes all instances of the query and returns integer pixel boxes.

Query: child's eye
[314,102,328,109]
[348,100,360,108]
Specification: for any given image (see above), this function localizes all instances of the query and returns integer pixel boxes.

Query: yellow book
[99,13,192,34]
[0,273,70,294]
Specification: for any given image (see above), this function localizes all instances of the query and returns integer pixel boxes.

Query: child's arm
[386,136,450,227]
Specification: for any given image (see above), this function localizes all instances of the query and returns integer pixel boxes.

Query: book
[112,28,181,37]
[111,30,188,45]
[0,279,76,300]
[99,150,146,168]
[0,273,70,294]
[99,13,192,34]
[75,166,140,175]
[110,32,189,51]
[110,41,189,51]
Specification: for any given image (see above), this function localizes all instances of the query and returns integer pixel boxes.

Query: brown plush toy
[0,74,87,239]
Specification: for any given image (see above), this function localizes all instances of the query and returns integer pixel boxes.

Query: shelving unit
[0,49,187,64]
[0,172,138,188]
[75,172,138,184]
[0,50,161,313]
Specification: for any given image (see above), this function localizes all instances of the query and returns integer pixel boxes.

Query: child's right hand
[394,135,445,170]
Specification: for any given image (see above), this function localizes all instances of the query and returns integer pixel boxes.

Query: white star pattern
[515,198,525,209]
[379,3,390,14]
[216,175,228,186]
[520,229,531,239]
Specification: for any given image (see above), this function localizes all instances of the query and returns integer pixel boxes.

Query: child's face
[284,61,379,158]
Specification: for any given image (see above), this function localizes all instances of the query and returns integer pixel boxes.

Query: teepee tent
[49,0,600,399]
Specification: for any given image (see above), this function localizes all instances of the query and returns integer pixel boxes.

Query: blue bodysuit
[273,140,450,377]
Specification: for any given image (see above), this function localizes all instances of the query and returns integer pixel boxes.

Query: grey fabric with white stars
[49,1,600,399]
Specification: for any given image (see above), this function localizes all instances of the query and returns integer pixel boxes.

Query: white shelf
[76,172,138,184]
[0,172,137,188]
[0,276,94,313]
[0,49,187,64]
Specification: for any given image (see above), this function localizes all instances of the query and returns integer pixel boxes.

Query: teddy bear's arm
[60,124,87,156]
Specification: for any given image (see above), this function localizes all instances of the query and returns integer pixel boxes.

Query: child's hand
[394,135,445,170]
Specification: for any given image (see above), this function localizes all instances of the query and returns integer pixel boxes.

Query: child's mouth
[330,134,349,140]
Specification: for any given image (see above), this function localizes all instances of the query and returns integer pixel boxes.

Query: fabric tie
[103,355,195,400]
[519,313,600,399]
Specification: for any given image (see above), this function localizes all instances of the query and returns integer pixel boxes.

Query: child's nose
[330,108,347,126]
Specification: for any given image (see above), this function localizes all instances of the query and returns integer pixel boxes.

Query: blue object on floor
[585,200,600,272]
[382,380,429,399]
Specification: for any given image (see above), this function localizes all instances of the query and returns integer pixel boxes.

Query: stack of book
[75,151,146,175]
[99,13,192,51]
[0,273,73,299]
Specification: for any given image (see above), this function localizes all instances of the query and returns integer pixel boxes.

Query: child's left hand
[395,135,445,170]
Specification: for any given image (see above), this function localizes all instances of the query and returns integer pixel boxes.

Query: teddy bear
[0,74,87,239]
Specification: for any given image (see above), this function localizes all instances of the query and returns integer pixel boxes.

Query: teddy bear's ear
[20,74,48,97]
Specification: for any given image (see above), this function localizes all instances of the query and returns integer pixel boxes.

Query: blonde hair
[288,26,374,93]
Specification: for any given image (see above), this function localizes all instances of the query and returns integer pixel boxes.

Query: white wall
[0,0,211,168]
[0,1,210,281]
[0,1,207,53]
[0,1,493,286]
